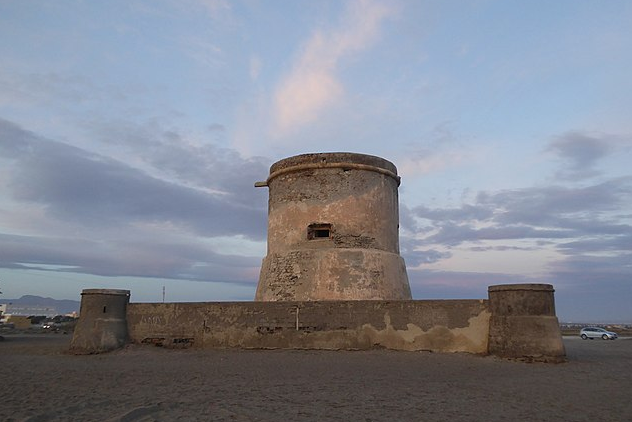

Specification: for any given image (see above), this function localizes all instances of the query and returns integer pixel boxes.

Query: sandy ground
[1,334,631,422]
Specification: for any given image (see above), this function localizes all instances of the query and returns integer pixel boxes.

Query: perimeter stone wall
[126,300,491,353]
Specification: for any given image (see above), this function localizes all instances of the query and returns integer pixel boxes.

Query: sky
[1,0,631,322]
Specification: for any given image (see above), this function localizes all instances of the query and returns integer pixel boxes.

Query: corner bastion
[70,152,565,362]
[70,289,130,354]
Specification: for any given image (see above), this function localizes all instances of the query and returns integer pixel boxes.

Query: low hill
[0,295,80,315]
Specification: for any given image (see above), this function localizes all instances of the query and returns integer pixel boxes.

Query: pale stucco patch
[360,309,491,353]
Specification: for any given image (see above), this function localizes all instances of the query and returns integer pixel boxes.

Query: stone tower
[255,152,411,301]
[70,289,130,354]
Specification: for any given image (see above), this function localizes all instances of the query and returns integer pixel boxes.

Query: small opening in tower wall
[307,223,331,240]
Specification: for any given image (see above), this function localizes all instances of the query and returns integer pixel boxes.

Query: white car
[580,327,618,340]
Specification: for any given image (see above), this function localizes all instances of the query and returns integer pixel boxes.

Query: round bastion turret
[487,284,566,362]
[70,289,130,354]
[255,152,411,301]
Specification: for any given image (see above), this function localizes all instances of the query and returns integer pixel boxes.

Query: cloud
[413,204,493,223]
[546,131,620,180]
[478,179,632,228]
[0,71,88,106]
[0,69,134,108]
[407,268,534,299]
[207,123,225,132]
[399,236,451,267]
[420,223,573,247]
[0,117,268,283]
[397,130,631,320]
[0,233,260,282]
[411,178,632,246]
[399,203,419,233]
[197,0,230,19]
[271,0,395,137]
[402,172,632,306]
[546,253,632,322]
[396,122,471,178]
[397,149,467,178]
[469,245,538,252]
[556,233,632,255]
[1,119,265,237]
[250,55,262,81]
[407,266,632,322]
[80,117,270,207]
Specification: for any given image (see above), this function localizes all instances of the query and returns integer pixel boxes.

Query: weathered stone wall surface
[126,300,490,353]
[488,284,566,362]
[257,249,410,301]
[264,153,401,254]
[256,153,411,301]
[70,289,130,354]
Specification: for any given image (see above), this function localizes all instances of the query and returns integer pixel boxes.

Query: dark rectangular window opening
[314,229,330,238]
[103,306,107,314]
[308,223,331,240]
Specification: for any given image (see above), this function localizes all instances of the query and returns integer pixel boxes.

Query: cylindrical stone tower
[255,152,411,301]
[70,289,130,354]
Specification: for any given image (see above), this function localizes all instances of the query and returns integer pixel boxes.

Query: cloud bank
[0,118,268,283]
[271,0,395,137]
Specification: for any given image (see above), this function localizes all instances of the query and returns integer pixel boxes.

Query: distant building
[7,315,31,329]
[3,303,58,317]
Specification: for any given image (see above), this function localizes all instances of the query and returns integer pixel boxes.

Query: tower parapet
[255,152,411,301]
